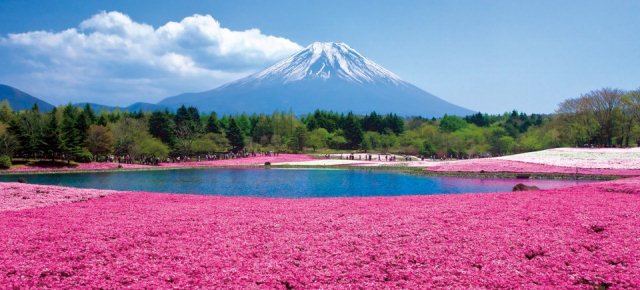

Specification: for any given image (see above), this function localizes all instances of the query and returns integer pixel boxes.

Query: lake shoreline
[5,148,640,179]
[0,168,592,198]
[0,161,629,181]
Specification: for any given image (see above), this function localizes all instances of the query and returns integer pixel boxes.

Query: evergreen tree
[252,115,273,143]
[132,110,144,119]
[83,104,97,123]
[107,110,122,123]
[76,109,92,144]
[61,105,82,161]
[383,113,404,134]
[205,112,222,134]
[465,112,490,127]
[303,110,340,132]
[175,105,189,125]
[219,115,230,130]
[362,111,384,132]
[96,114,108,126]
[149,111,175,146]
[187,107,201,129]
[8,109,45,158]
[226,118,245,153]
[175,105,202,133]
[236,114,252,135]
[43,108,63,160]
[343,112,363,149]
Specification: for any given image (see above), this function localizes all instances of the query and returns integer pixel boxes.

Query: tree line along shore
[0,87,638,169]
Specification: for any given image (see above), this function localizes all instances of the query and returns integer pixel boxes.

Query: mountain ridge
[4,42,475,117]
[0,84,55,112]
[74,102,169,113]
[159,42,474,117]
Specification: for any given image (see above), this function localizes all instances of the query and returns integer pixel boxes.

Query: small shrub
[75,151,93,163]
[512,183,540,191]
[590,225,605,233]
[0,155,11,169]
[524,248,546,260]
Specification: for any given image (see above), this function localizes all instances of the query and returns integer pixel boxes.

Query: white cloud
[0,11,302,105]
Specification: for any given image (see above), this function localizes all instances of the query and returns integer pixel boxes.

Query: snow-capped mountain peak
[159,41,474,117]
[249,42,404,85]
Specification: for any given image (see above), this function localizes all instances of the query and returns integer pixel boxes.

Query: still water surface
[0,168,592,198]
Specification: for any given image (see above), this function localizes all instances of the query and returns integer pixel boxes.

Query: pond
[0,168,592,198]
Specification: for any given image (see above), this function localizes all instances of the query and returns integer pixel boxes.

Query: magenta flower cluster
[425,159,640,176]
[1,179,639,288]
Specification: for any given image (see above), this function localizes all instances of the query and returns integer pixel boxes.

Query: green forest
[0,87,639,168]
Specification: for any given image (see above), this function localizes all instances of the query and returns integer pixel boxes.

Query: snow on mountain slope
[159,42,474,117]
[247,42,403,85]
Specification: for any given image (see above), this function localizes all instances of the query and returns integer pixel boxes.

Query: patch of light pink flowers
[0,183,118,211]
[498,147,640,169]
[425,158,640,176]
[1,179,639,288]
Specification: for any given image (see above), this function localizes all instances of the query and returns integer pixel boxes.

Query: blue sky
[0,0,638,113]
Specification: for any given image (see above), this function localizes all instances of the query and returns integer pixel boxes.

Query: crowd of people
[104,151,283,166]
[103,151,485,166]
[323,153,410,162]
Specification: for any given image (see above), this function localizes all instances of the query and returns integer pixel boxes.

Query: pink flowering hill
[425,158,640,176]
[5,154,314,173]
[425,148,640,176]
[1,179,639,288]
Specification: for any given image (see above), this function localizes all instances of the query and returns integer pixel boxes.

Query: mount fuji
[159,42,473,117]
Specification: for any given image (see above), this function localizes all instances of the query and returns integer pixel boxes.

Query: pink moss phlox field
[1,180,639,288]
[5,154,313,173]
[0,183,118,211]
[6,162,152,172]
[425,158,640,176]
